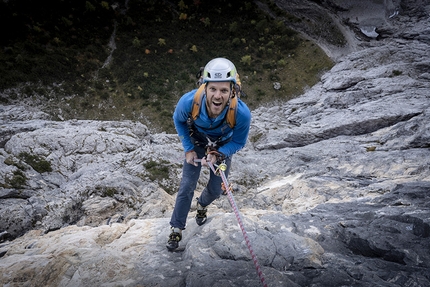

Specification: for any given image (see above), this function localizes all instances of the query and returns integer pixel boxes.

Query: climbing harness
[194,158,268,287]
[186,117,233,149]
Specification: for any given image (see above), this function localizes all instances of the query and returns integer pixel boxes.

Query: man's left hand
[201,153,217,166]
[201,150,225,167]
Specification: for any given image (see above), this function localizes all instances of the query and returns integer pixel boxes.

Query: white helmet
[203,57,237,84]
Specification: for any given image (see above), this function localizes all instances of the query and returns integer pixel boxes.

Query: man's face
[205,81,231,118]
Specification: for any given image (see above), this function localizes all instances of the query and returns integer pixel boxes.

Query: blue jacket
[173,88,251,157]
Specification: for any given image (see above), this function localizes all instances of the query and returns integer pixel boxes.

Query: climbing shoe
[166,227,182,251]
[195,199,207,226]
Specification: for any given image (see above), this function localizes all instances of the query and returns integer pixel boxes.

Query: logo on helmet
[214,72,222,79]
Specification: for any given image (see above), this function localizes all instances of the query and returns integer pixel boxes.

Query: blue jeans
[169,145,232,229]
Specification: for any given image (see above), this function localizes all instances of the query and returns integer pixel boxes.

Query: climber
[166,57,251,251]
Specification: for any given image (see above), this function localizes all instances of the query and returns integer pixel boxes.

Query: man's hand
[201,150,225,167]
[185,150,198,166]
[201,152,217,167]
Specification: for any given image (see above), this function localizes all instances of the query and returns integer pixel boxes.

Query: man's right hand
[185,150,198,166]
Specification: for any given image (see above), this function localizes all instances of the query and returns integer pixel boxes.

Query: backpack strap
[226,96,237,128]
[191,84,206,121]
[191,84,237,129]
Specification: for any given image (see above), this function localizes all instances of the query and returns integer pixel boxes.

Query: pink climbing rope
[208,161,268,287]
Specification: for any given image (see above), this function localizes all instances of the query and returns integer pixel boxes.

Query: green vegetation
[95,186,118,198]
[144,160,170,182]
[144,159,176,194]
[3,156,27,189]
[391,70,403,77]
[0,0,334,133]
[249,132,264,144]
[5,170,27,189]
[18,152,53,173]
[2,152,51,188]
[4,156,26,170]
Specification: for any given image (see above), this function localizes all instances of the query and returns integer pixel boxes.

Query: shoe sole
[166,243,178,251]
[196,217,207,226]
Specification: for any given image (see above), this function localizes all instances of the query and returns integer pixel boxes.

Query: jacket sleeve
[173,90,196,153]
[218,100,251,157]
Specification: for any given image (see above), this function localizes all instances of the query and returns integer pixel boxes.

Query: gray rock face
[1,1,429,286]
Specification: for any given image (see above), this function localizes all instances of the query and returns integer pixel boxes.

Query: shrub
[232,38,241,46]
[85,1,96,12]
[158,38,166,46]
[18,152,53,173]
[190,45,198,52]
[61,17,73,26]
[256,19,268,34]
[132,37,141,47]
[277,59,287,66]
[101,1,110,10]
[201,18,211,27]
[266,40,275,47]
[241,55,252,65]
[392,70,402,76]
[144,160,170,182]
[5,170,27,189]
[229,22,238,33]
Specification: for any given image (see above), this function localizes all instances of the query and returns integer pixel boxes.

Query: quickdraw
[221,181,233,195]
